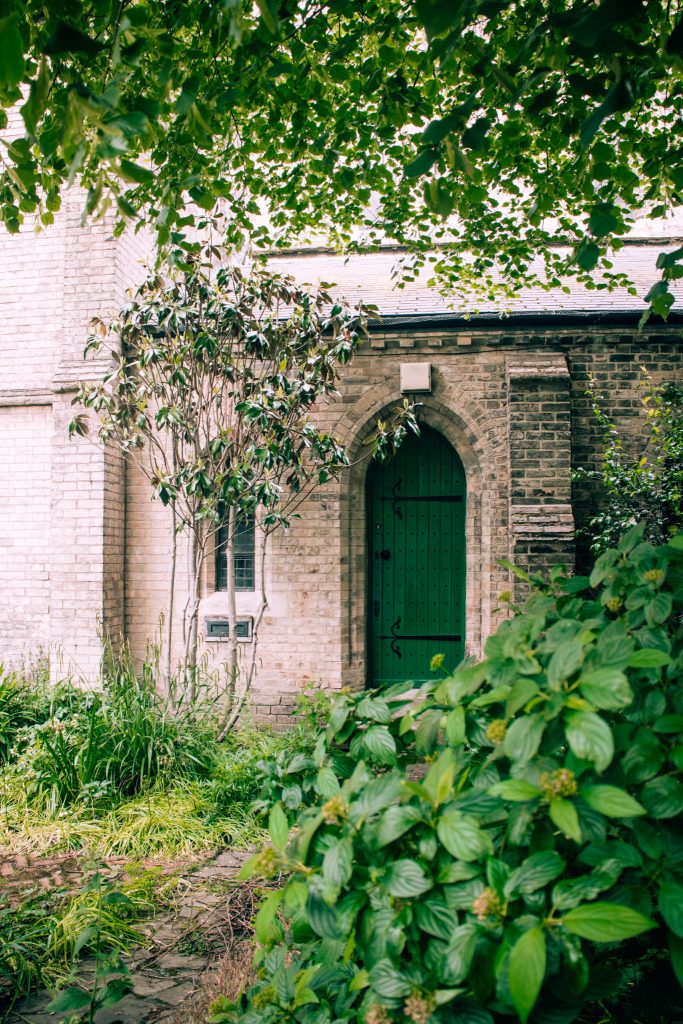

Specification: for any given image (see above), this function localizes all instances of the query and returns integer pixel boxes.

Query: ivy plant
[575,372,683,556]
[220,524,683,1024]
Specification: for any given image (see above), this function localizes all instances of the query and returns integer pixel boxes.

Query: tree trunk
[218,525,268,740]
[225,504,238,708]
[164,502,177,704]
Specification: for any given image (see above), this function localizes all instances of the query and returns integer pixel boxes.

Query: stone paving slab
[6,849,251,1023]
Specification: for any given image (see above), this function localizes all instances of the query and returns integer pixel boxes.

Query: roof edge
[366,309,683,330]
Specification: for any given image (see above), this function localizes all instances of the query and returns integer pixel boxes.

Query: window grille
[216,511,255,591]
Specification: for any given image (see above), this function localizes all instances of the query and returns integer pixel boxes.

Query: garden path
[5,849,252,1024]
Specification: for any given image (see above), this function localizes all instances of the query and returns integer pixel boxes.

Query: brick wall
[1,198,682,709]
[0,186,153,680]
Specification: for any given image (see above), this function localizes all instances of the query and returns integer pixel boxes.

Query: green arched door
[367,426,466,686]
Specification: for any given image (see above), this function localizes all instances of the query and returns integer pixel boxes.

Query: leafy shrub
[15,665,216,809]
[576,372,683,554]
[222,525,683,1024]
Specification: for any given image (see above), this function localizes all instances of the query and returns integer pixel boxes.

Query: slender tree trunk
[183,527,204,700]
[218,526,269,740]
[225,504,238,708]
[164,502,177,704]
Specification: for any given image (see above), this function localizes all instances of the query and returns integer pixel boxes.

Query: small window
[215,511,255,591]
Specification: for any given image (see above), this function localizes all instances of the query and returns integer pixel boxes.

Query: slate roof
[267,241,683,325]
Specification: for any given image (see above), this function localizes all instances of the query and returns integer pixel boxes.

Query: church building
[1,190,681,718]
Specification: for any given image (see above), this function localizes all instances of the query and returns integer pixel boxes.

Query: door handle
[379,549,391,561]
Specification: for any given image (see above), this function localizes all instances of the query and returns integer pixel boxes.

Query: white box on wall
[400,362,432,393]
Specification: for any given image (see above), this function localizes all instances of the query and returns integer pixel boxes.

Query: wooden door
[367,427,466,686]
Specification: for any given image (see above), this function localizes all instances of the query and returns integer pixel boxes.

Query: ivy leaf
[563,902,655,942]
[581,785,646,818]
[566,712,614,772]
[509,926,546,1023]
[384,859,432,898]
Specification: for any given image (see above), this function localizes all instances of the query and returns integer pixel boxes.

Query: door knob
[380,549,391,561]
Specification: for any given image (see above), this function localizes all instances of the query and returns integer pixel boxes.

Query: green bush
[222,525,683,1024]
[576,373,683,554]
[13,664,216,809]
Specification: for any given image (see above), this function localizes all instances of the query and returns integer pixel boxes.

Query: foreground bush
[224,526,683,1024]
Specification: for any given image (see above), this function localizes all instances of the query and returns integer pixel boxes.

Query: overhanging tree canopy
[1,1,681,314]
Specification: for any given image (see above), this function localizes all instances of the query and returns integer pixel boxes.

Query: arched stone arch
[337,384,504,688]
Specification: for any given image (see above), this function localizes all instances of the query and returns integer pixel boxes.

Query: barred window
[215,512,255,591]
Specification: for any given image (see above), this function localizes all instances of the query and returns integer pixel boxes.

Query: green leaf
[669,930,683,988]
[547,639,584,687]
[415,897,459,940]
[503,716,545,762]
[316,765,340,799]
[579,668,632,710]
[46,988,91,1013]
[563,902,656,941]
[362,725,397,765]
[0,17,24,87]
[323,837,353,887]
[254,889,282,944]
[505,851,565,898]
[488,779,542,802]
[119,159,155,185]
[628,648,671,668]
[377,804,422,846]
[581,785,646,818]
[98,978,133,1009]
[444,923,479,983]
[446,706,466,746]
[566,712,614,772]
[306,891,339,938]
[509,926,546,1024]
[45,19,104,56]
[549,798,582,842]
[588,201,621,238]
[404,148,439,178]
[659,882,683,938]
[369,959,412,999]
[424,748,457,807]
[384,859,432,897]
[438,809,493,861]
[641,775,683,819]
[268,802,288,851]
[645,592,673,627]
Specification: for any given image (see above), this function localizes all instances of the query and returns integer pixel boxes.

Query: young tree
[1,2,681,316]
[575,371,683,554]
[73,251,415,726]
